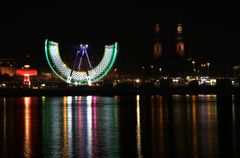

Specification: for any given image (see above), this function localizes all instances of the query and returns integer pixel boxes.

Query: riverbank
[0,85,240,97]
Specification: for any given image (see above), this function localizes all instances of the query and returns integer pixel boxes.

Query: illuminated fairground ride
[16,67,38,87]
[44,39,118,86]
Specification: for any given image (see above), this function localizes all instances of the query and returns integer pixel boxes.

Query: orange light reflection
[136,95,142,158]
[24,97,32,158]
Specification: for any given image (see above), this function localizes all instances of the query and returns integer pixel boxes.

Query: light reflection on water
[0,95,240,158]
[136,95,142,158]
[24,97,32,158]
[2,98,7,157]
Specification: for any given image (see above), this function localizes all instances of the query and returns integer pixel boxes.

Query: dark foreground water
[0,95,240,158]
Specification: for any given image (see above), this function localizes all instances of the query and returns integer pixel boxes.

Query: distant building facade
[233,64,240,77]
[0,58,20,76]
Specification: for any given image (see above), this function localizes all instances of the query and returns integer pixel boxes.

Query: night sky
[1,5,240,74]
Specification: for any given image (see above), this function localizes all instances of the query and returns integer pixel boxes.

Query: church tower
[176,20,185,57]
[153,19,162,58]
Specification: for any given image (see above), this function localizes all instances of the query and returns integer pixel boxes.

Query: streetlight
[206,63,210,76]
[200,64,206,75]
[159,68,162,73]
[159,68,162,78]
[150,65,154,80]
[192,60,196,72]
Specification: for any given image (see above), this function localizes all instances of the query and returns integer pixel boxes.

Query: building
[233,64,240,78]
[176,20,185,57]
[0,58,19,76]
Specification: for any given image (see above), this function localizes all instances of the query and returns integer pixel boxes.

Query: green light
[45,39,118,85]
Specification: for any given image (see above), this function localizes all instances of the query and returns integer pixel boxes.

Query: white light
[136,95,140,101]
[67,96,72,105]
[67,76,72,83]
[136,79,140,83]
[1,83,6,87]
[24,65,30,68]
[173,79,179,83]
[87,78,92,86]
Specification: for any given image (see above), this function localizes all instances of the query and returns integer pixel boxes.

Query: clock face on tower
[177,25,182,33]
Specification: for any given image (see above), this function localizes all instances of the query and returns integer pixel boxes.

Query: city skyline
[1,6,240,74]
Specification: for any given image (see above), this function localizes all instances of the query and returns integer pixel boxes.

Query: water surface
[0,95,240,158]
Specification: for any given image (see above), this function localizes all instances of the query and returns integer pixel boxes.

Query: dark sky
[1,5,240,74]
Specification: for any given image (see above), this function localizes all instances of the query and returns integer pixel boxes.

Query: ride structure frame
[44,39,118,85]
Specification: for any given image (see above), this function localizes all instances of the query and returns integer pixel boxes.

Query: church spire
[153,17,162,58]
[176,17,185,57]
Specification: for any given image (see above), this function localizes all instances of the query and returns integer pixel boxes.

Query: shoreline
[0,86,239,97]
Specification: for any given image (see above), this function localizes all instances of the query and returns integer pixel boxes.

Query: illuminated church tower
[153,20,162,58]
[176,21,185,57]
